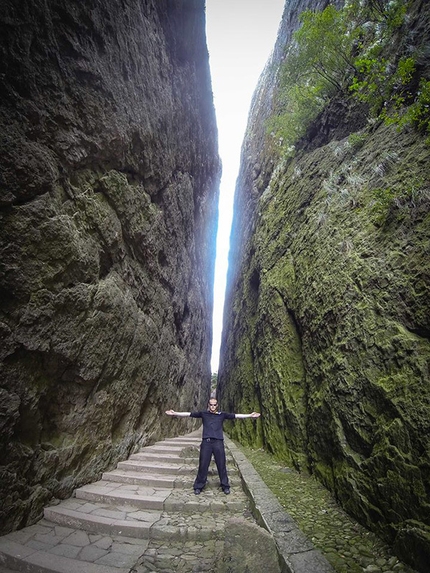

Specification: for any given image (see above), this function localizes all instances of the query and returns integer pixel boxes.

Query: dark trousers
[193,438,229,490]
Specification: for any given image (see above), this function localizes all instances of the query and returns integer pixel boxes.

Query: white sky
[205,0,285,372]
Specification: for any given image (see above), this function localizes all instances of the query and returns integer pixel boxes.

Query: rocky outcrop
[218,0,430,571]
[0,0,220,534]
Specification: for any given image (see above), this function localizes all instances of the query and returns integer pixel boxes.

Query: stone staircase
[0,433,256,573]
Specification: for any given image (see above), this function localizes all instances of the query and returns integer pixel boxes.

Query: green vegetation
[268,5,357,154]
[369,175,428,226]
[347,131,368,149]
[370,187,400,225]
[384,78,430,144]
[269,0,430,154]
[350,56,416,117]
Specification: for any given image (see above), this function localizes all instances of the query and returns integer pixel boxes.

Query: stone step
[129,452,197,463]
[75,482,171,510]
[116,460,195,474]
[130,450,234,463]
[102,469,239,490]
[0,534,140,573]
[159,437,201,444]
[44,499,160,539]
[158,441,201,446]
[42,498,240,543]
[75,481,245,515]
[116,460,238,479]
[163,488,248,514]
[102,469,177,488]
[140,442,198,456]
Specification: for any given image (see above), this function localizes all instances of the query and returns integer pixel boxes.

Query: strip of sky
[205,0,285,372]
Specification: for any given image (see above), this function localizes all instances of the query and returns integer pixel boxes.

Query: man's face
[208,400,218,411]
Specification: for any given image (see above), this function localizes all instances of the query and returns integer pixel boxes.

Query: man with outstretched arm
[165,399,260,495]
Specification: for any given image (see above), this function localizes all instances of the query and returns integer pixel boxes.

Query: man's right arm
[165,409,191,417]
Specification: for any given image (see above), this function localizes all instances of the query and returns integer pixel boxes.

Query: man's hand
[165,410,191,417]
[250,412,261,418]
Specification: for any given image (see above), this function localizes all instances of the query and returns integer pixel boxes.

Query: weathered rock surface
[217,517,282,573]
[218,0,430,571]
[0,0,220,534]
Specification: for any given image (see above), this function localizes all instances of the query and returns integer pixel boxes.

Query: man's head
[208,399,219,412]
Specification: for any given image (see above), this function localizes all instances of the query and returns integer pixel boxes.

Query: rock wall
[0,0,220,533]
[218,0,430,570]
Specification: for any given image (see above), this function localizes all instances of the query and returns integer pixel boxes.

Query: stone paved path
[0,432,333,573]
[0,433,256,573]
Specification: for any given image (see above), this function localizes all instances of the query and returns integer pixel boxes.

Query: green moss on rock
[220,120,430,571]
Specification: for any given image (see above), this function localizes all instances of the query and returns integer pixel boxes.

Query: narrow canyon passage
[0,1,429,573]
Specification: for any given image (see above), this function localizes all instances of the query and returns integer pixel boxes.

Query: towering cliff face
[0,0,220,533]
[218,0,430,570]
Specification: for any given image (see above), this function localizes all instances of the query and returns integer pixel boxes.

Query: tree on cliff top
[268,0,429,154]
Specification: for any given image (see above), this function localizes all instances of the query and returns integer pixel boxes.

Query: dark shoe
[194,488,201,495]
[223,487,230,495]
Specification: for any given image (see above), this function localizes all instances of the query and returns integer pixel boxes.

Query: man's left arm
[235,412,260,419]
